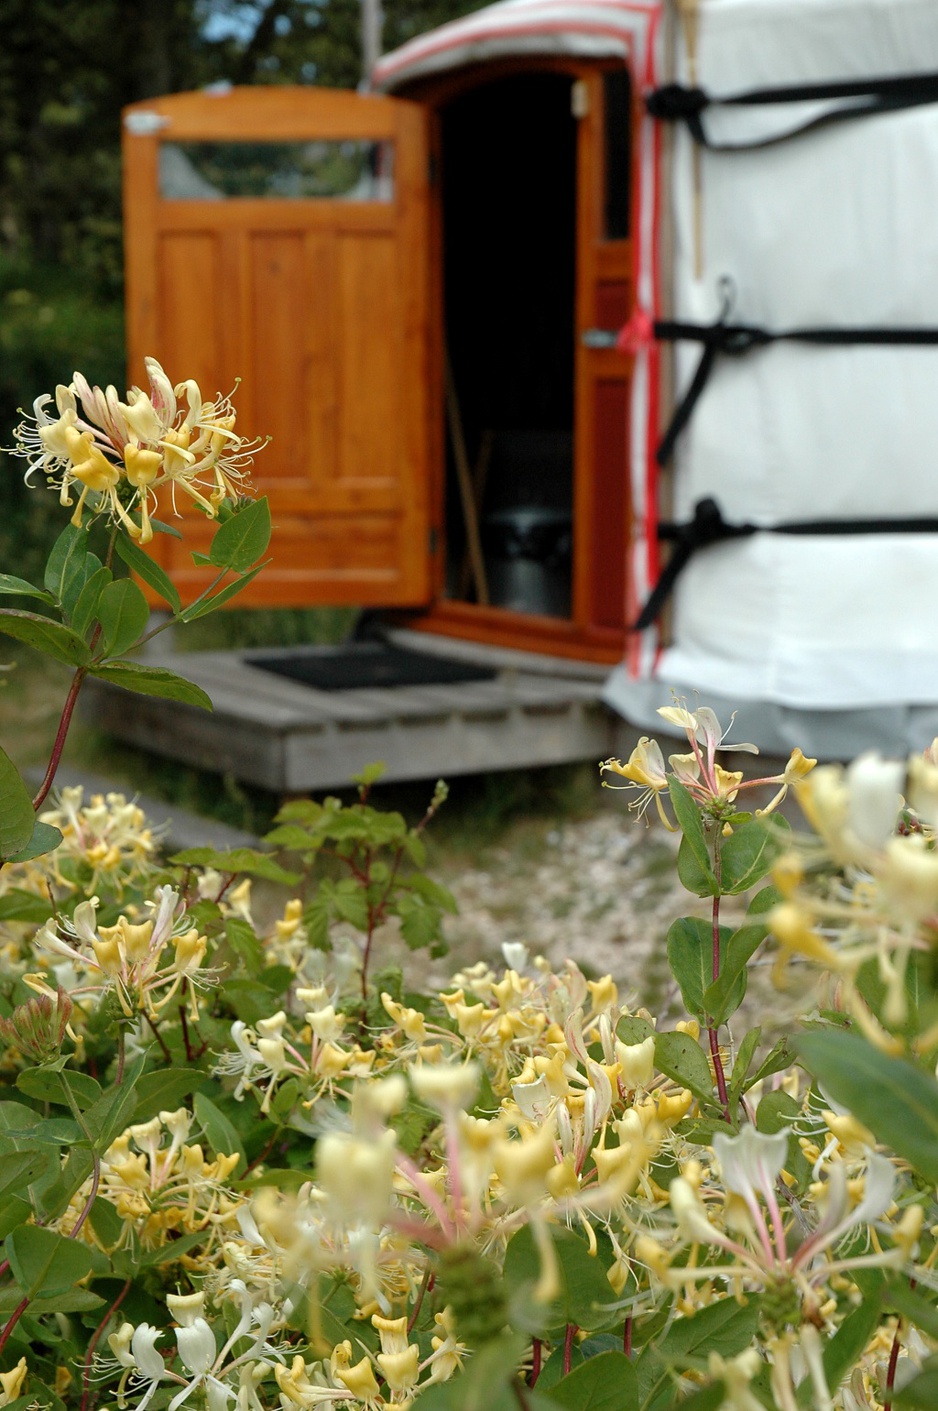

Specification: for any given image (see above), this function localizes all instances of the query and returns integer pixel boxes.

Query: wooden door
[573,67,636,635]
[122,87,432,607]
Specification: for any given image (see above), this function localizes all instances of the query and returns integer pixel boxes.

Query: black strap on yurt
[646,71,938,150]
[653,309,938,467]
[633,499,938,631]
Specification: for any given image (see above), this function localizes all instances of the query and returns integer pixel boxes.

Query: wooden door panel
[573,70,635,637]
[123,87,432,608]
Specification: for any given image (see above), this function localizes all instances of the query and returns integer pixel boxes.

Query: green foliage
[798,1030,938,1185]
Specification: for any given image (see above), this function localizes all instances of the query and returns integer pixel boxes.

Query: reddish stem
[32,666,87,811]
[529,1338,543,1387]
[884,1278,915,1411]
[563,1323,577,1376]
[0,1295,29,1354]
[709,864,731,1122]
[624,1314,633,1358]
[80,1278,131,1411]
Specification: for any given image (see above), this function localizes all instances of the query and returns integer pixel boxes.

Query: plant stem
[563,1322,577,1375]
[709,847,731,1121]
[80,1278,131,1411]
[145,1013,171,1064]
[32,665,87,810]
[884,1277,915,1411]
[0,1295,29,1354]
[529,1338,542,1387]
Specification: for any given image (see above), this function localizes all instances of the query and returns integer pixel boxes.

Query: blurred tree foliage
[0,0,483,577]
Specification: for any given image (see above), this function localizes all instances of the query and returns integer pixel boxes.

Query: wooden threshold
[399,601,628,665]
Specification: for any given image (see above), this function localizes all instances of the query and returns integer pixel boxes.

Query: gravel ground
[418,805,814,1044]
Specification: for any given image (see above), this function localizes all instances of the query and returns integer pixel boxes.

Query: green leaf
[44,523,89,602]
[6,820,63,864]
[88,1196,124,1249]
[115,533,181,613]
[748,884,783,915]
[503,1225,619,1334]
[149,515,184,539]
[796,1293,883,1407]
[131,1068,202,1124]
[179,558,268,622]
[169,847,299,884]
[668,779,717,892]
[884,1279,938,1340]
[84,1061,145,1147]
[194,1093,246,1173]
[727,1026,762,1107]
[0,1148,55,1200]
[616,1014,655,1044]
[0,608,91,666]
[96,577,151,658]
[797,1030,938,1184]
[896,1363,938,1408]
[0,741,37,861]
[666,917,744,1025]
[0,1196,32,1241]
[0,890,54,923]
[17,1067,101,1111]
[70,565,112,641]
[677,835,720,898]
[755,1090,810,1185]
[743,1037,793,1095]
[653,1030,713,1104]
[702,923,767,1025]
[398,895,444,952]
[208,496,271,573]
[4,1224,94,1297]
[545,1352,638,1411]
[720,817,789,895]
[88,660,213,709]
[0,574,54,604]
[637,1298,761,1406]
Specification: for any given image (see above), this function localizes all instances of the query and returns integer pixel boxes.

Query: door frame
[394,55,641,665]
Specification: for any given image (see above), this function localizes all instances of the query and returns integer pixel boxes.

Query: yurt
[120,0,938,765]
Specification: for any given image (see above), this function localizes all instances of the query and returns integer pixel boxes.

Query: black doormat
[249,643,498,692]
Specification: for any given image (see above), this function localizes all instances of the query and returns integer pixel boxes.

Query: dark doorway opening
[440,71,578,617]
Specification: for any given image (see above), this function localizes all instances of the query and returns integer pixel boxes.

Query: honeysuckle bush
[2,366,938,1411]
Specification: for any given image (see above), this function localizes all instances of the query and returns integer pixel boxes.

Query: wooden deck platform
[80,630,634,794]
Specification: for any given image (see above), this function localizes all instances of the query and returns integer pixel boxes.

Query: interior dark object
[250,644,498,692]
[440,71,577,615]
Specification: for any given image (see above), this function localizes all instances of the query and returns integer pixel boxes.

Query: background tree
[0,0,483,573]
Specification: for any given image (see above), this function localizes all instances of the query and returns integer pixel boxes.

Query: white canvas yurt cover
[378,0,938,757]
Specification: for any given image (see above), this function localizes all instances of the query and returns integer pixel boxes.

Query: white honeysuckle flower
[410,1060,481,1112]
[713,1126,790,1205]
[707,1348,764,1411]
[317,1128,398,1227]
[880,834,938,923]
[845,752,905,853]
[907,753,938,828]
[176,1320,217,1376]
[501,941,530,972]
[167,1291,206,1327]
[797,1152,897,1266]
[512,1071,552,1121]
[615,1035,656,1089]
[132,1325,167,1381]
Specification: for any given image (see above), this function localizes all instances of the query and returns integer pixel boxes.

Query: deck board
[80,642,623,792]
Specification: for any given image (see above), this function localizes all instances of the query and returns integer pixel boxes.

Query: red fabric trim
[376,17,639,84]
